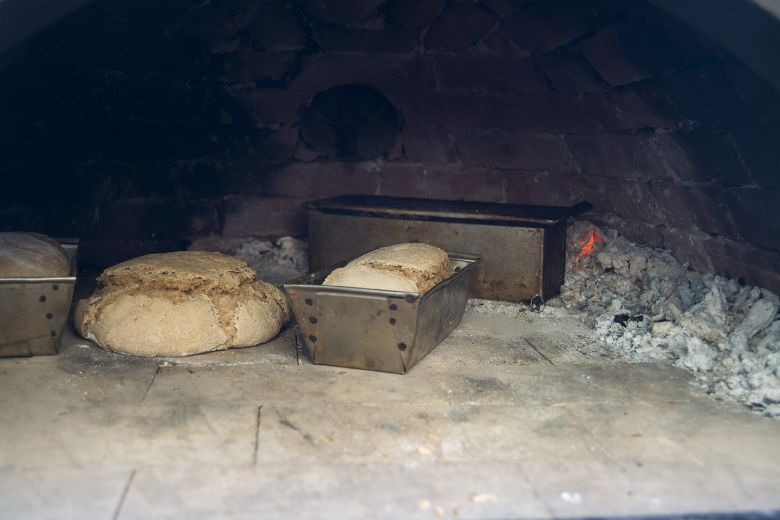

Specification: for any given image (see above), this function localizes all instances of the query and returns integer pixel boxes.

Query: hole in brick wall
[300,84,402,161]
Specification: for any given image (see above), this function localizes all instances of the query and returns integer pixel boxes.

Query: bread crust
[76,251,289,357]
[0,232,70,277]
[323,243,451,293]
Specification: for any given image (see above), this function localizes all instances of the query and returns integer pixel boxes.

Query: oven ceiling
[0,0,96,55]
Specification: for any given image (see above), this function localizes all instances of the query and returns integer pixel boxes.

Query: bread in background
[0,232,70,277]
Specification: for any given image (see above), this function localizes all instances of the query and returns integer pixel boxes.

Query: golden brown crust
[76,251,289,357]
[323,243,451,293]
[0,232,70,277]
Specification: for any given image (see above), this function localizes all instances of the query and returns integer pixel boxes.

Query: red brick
[581,87,676,132]
[221,196,307,237]
[433,53,549,94]
[263,162,381,198]
[401,123,459,163]
[379,162,505,202]
[458,131,579,172]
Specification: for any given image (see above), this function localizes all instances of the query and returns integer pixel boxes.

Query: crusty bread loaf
[323,243,451,293]
[75,251,289,357]
[0,232,70,278]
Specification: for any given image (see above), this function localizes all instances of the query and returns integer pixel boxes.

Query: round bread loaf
[75,251,289,357]
[0,232,70,277]
[323,243,451,293]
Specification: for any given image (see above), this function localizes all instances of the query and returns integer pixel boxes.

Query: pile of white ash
[556,221,779,416]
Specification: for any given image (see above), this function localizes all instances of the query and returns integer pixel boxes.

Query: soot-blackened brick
[386,0,446,32]
[579,18,684,86]
[434,53,549,94]
[247,1,308,51]
[289,54,435,101]
[504,170,591,207]
[379,163,505,203]
[303,0,385,24]
[731,126,780,191]
[458,131,578,172]
[424,4,498,52]
[536,52,609,93]
[313,25,418,54]
[78,238,191,270]
[499,0,596,55]
[92,199,219,240]
[702,238,780,294]
[723,188,780,251]
[585,85,677,132]
[649,183,737,238]
[656,67,758,126]
[263,162,381,199]
[241,88,307,126]
[221,196,307,237]
[566,133,675,180]
[401,123,459,163]
[672,128,752,186]
[216,50,298,86]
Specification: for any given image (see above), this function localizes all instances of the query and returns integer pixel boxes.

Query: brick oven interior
[1,0,779,518]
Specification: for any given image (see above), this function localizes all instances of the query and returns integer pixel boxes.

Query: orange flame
[574,229,605,262]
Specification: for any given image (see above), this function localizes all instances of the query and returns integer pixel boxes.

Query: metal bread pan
[0,240,78,357]
[284,252,481,374]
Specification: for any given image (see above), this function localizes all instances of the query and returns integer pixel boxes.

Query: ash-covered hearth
[2,0,780,516]
[560,222,780,416]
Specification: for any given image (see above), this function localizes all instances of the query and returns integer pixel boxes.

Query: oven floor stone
[2,307,779,519]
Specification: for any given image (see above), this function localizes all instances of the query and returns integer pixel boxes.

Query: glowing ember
[574,228,605,262]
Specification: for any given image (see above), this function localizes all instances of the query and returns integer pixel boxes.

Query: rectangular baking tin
[307,195,591,302]
[284,252,481,374]
[0,240,78,357]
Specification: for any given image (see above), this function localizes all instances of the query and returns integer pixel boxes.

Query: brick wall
[0,0,778,291]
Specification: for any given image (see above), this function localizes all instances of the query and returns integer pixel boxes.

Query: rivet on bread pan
[52,284,59,291]
[405,294,417,303]
[397,342,407,351]
[454,266,461,272]
[39,295,46,303]
[389,318,396,325]
[308,316,317,324]
[50,331,56,337]
[305,298,314,306]
[389,303,398,311]
[308,335,317,343]
[46,313,53,319]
